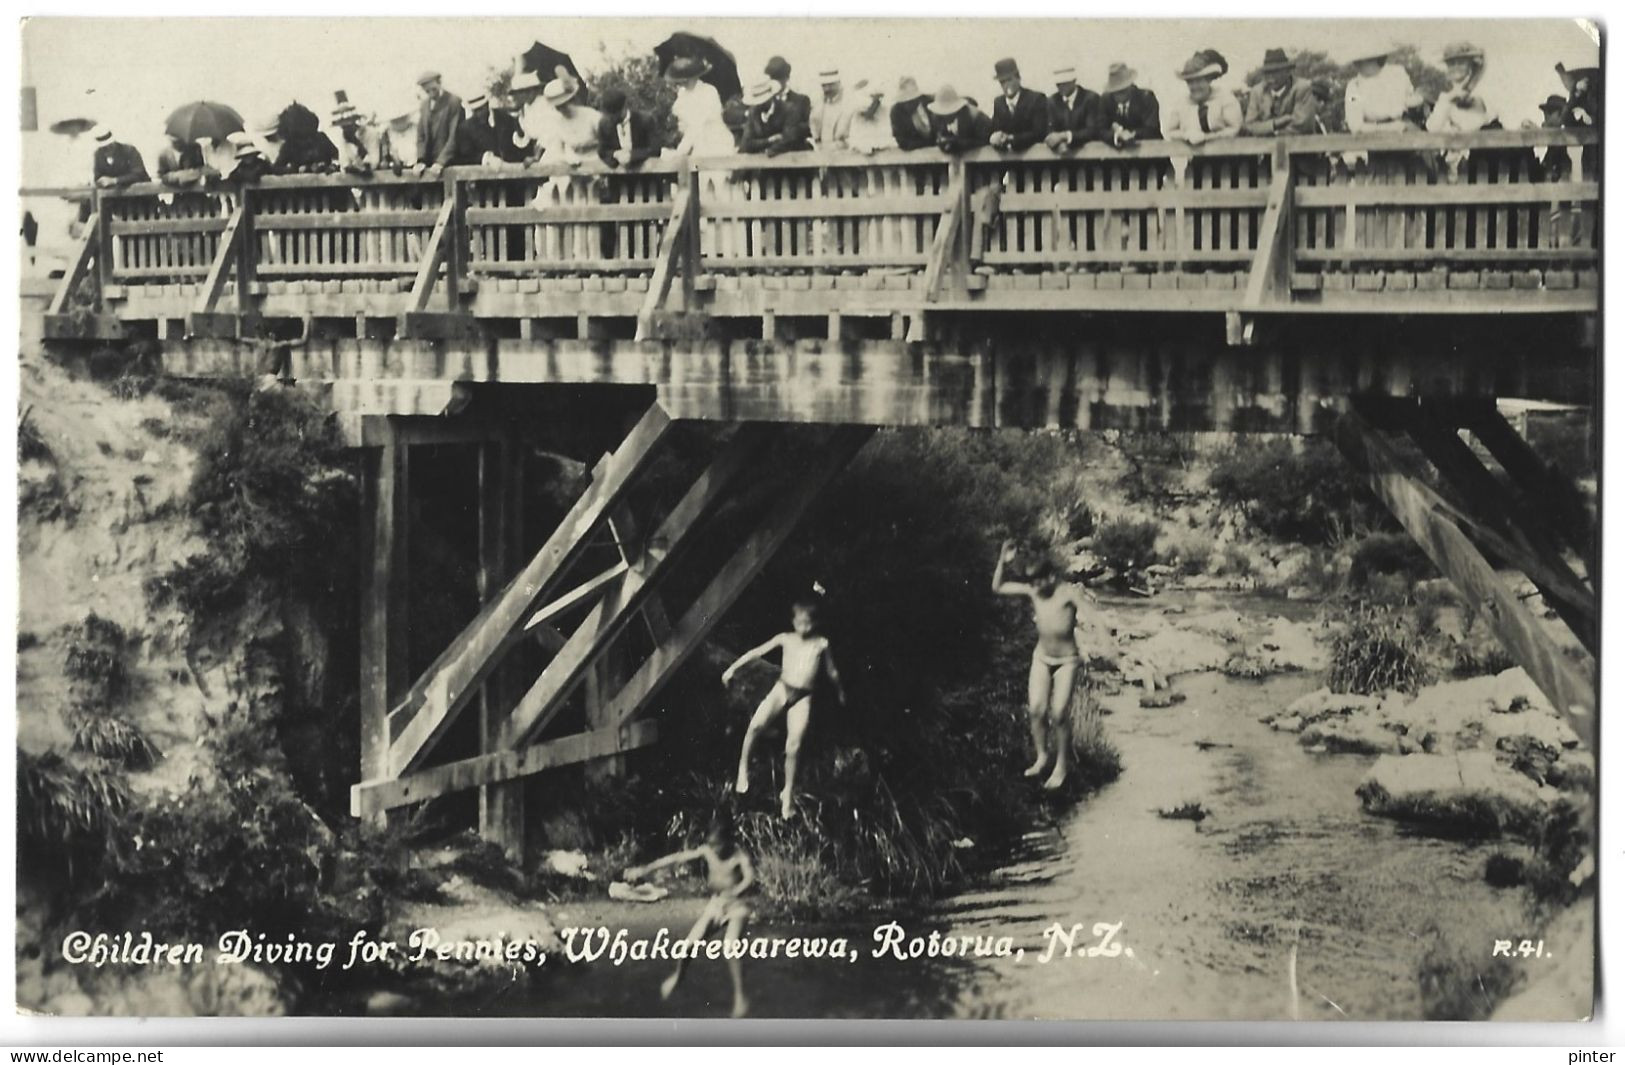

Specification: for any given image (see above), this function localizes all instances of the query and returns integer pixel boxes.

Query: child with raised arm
[623,814,754,1018]
[724,589,847,819]
[994,540,1097,790]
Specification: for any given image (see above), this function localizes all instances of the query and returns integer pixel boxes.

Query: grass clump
[1328,604,1433,696]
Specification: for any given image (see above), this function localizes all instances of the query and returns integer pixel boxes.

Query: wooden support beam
[523,561,630,631]
[47,213,98,316]
[922,165,967,302]
[1468,407,1596,564]
[1234,143,1294,346]
[387,403,673,776]
[613,425,875,729]
[1401,412,1595,653]
[1331,409,1595,748]
[188,202,248,330]
[353,720,658,818]
[501,423,784,748]
[359,427,410,822]
[635,184,696,341]
[406,196,456,314]
[476,436,525,856]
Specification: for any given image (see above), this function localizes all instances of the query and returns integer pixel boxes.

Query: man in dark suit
[595,88,661,168]
[1094,62,1161,146]
[890,76,935,151]
[988,58,1050,152]
[452,93,529,165]
[91,126,148,188]
[414,70,462,174]
[1045,66,1099,152]
[740,55,813,155]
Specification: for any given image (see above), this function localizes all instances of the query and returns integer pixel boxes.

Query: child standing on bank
[624,814,754,1018]
[724,588,847,819]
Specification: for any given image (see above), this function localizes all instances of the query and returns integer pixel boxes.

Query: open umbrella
[165,100,244,145]
[655,32,742,102]
[521,42,583,86]
[48,117,96,137]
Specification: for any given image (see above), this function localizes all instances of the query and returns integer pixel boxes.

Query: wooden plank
[187,202,247,321]
[613,425,875,729]
[1470,407,1596,564]
[922,165,966,303]
[1294,246,1598,264]
[467,204,675,226]
[353,720,659,817]
[1331,409,1594,748]
[108,216,230,236]
[1239,143,1293,324]
[406,196,457,313]
[635,185,695,341]
[259,209,453,231]
[47,213,99,315]
[523,561,630,632]
[358,430,409,821]
[477,436,523,858]
[387,403,673,776]
[1296,183,1598,209]
[500,423,783,748]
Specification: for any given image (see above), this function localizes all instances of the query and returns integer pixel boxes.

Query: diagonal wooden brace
[386,403,673,776]
[613,424,875,729]
[1332,409,1595,749]
[498,423,785,749]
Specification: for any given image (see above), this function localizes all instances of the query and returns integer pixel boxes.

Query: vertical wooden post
[359,424,410,823]
[680,163,700,312]
[95,190,115,311]
[444,174,467,312]
[477,434,525,858]
[235,186,256,319]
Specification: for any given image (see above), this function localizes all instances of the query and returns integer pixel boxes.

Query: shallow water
[499,595,1529,1020]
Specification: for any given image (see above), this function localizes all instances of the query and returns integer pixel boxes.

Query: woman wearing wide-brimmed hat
[666,55,736,158]
[1163,50,1241,144]
[523,75,603,165]
[926,84,991,154]
[1343,44,1421,133]
[1427,41,1500,181]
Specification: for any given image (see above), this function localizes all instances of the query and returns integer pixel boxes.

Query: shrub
[64,614,134,707]
[1349,533,1435,588]
[1209,439,1384,545]
[70,712,158,770]
[1093,517,1161,573]
[1113,432,1199,505]
[1327,604,1432,695]
[17,751,130,888]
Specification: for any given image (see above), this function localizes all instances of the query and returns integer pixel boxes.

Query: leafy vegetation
[1240,46,1451,133]
[1209,439,1386,545]
[1093,516,1162,574]
[1327,603,1432,695]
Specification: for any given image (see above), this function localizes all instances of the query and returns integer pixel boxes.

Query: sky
[18,17,1601,187]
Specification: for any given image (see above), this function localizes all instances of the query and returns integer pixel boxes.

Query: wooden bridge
[39,128,1598,857]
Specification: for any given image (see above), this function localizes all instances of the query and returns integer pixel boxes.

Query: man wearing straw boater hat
[1242,48,1321,137]
[927,84,991,154]
[452,88,529,166]
[90,125,148,188]
[741,56,813,155]
[1164,49,1241,144]
[988,58,1050,152]
[1045,66,1099,152]
[811,68,854,150]
[1096,61,1161,147]
[414,69,462,174]
[890,76,935,151]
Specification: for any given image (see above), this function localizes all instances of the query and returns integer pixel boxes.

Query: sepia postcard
[15,16,1600,1025]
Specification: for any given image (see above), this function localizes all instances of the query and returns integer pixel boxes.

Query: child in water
[623,814,754,1018]
[993,540,1097,790]
[724,589,847,819]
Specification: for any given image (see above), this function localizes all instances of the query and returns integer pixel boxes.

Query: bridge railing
[63,128,1597,323]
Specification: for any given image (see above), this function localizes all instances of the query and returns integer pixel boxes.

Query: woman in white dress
[666,57,737,159]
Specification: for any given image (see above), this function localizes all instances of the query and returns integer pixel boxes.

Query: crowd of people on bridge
[88,41,1599,192]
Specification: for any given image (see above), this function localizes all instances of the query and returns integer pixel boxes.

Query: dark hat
[764,55,792,83]
[599,87,628,113]
[665,56,711,81]
[332,89,359,123]
[1176,51,1225,82]
[1556,62,1599,88]
[1540,93,1569,113]
[994,57,1020,81]
[1260,48,1293,72]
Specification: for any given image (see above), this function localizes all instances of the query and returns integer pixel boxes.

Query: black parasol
[164,100,245,145]
[654,32,742,103]
[521,42,583,86]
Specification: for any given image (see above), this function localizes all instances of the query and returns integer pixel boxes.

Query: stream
[498,596,1528,1021]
